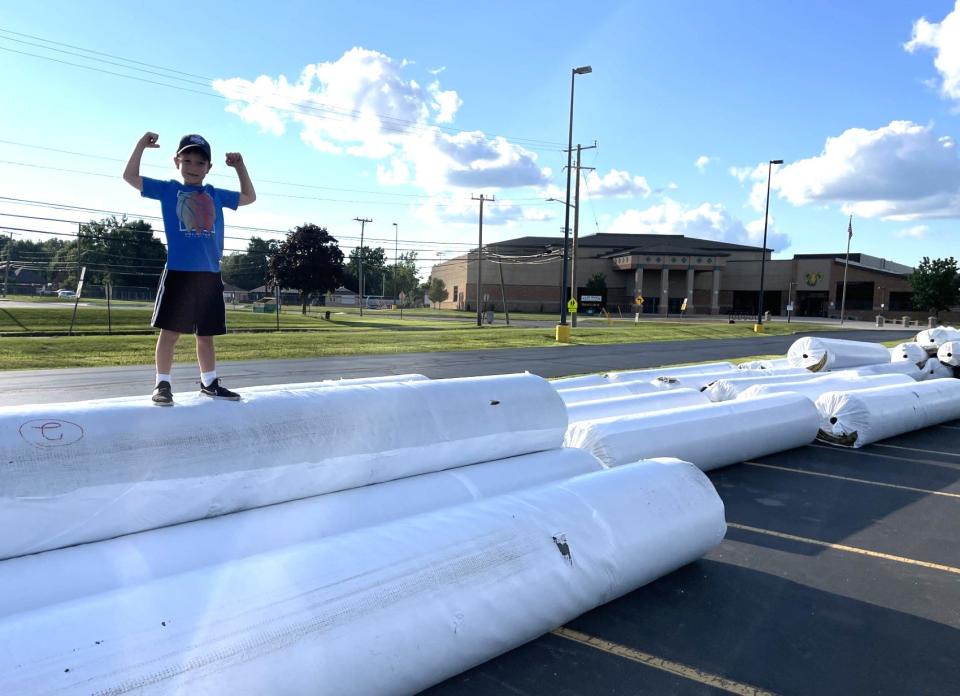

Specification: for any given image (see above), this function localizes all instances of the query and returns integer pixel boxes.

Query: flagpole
[839,215,852,327]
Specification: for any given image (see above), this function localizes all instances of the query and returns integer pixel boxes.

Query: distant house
[222,282,251,304]
[0,263,43,286]
[250,285,301,304]
[328,286,359,306]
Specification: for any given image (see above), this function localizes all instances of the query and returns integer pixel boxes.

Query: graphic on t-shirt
[176,190,217,237]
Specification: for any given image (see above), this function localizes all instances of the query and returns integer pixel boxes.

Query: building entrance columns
[686,268,695,314]
[633,267,644,301]
[660,267,670,315]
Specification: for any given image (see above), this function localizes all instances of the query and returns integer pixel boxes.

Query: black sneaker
[199,378,241,401]
[152,381,174,406]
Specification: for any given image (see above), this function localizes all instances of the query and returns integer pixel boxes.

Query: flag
[847,216,853,240]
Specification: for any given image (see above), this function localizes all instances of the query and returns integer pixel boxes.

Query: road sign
[567,298,578,312]
[635,295,644,305]
[786,303,794,312]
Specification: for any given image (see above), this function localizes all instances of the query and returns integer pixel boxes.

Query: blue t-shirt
[141,177,240,272]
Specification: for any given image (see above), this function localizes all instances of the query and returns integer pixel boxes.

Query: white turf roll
[556,379,661,404]
[702,370,820,402]
[738,358,794,371]
[787,337,891,371]
[915,326,960,353]
[566,389,710,424]
[564,393,819,470]
[738,373,913,403]
[938,341,960,367]
[550,373,610,390]
[649,369,755,391]
[816,380,960,448]
[889,343,929,366]
[605,362,736,383]
[0,373,566,560]
[0,448,602,620]
[841,360,925,380]
[919,357,956,381]
[0,462,726,696]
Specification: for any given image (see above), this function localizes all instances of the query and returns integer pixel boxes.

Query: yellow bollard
[753,323,764,333]
[556,324,571,343]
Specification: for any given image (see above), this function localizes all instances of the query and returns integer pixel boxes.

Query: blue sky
[1,0,959,278]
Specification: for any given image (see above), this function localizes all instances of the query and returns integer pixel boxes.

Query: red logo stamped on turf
[19,419,85,448]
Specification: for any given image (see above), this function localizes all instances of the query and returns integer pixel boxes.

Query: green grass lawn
[0,316,831,370]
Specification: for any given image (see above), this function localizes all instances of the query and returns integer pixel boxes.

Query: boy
[123,132,256,405]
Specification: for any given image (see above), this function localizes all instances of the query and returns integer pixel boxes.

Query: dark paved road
[0,329,913,405]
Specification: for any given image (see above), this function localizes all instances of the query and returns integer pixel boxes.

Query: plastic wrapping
[787,337,891,371]
[737,358,794,371]
[649,369,754,392]
[702,370,821,402]
[550,373,609,390]
[889,343,929,366]
[0,448,602,620]
[566,389,710,424]
[738,373,914,402]
[938,341,960,367]
[840,360,925,380]
[0,462,726,696]
[920,357,956,380]
[605,362,736,383]
[915,326,960,353]
[815,380,960,447]
[565,393,820,470]
[556,380,661,404]
[0,373,567,560]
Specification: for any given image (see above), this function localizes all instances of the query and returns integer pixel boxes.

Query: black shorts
[152,269,226,335]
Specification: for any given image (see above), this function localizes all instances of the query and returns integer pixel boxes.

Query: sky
[1,0,959,280]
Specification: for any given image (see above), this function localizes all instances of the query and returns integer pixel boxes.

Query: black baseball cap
[176,134,212,160]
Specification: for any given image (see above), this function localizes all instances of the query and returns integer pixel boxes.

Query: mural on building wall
[804,272,823,287]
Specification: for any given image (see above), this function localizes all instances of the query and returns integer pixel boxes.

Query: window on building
[453,285,459,302]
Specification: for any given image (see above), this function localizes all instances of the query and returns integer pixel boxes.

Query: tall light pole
[559,65,592,331]
[392,222,398,304]
[755,159,783,332]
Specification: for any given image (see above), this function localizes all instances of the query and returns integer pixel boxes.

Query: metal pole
[840,215,852,327]
[497,249,510,325]
[756,159,782,329]
[354,217,372,316]
[275,284,280,331]
[787,282,794,324]
[559,70,576,326]
[2,231,11,297]
[106,281,112,334]
[569,143,596,328]
[393,222,398,307]
[76,223,82,292]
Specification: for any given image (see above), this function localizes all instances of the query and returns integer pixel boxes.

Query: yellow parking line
[744,461,960,499]
[727,523,960,575]
[551,627,777,696]
[870,443,960,457]
[806,443,960,471]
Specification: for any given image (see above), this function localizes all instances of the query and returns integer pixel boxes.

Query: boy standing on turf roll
[123,131,257,406]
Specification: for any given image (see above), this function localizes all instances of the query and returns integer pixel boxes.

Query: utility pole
[570,142,596,327]
[76,223,82,291]
[840,215,852,327]
[392,222,399,306]
[354,217,372,316]
[2,230,11,297]
[472,194,493,327]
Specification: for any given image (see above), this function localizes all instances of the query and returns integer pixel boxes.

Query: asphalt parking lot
[424,418,960,695]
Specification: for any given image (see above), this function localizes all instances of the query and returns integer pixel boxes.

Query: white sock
[201,371,218,387]
[156,373,171,387]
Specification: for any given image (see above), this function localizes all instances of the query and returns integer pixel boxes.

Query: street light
[755,159,783,332]
[559,65,592,329]
[392,222,398,304]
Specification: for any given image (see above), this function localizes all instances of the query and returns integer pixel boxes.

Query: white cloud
[695,155,711,172]
[729,165,765,183]
[905,2,960,101]
[584,169,651,198]
[213,47,548,194]
[897,224,930,239]
[606,198,791,251]
[750,120,960,220]
[668,182,679,190]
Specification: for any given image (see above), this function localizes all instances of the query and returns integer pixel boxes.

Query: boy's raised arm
[123,132,159,191]
[225,152,257,206]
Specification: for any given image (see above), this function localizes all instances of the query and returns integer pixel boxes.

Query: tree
[909,256,959,318]
[388,251,421,304]
[427,277,449,305]
[222,236,278,290]
[585,272,607,294]
[268,224,344,314]
[344,246,387,294]
[58,217,166,289]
